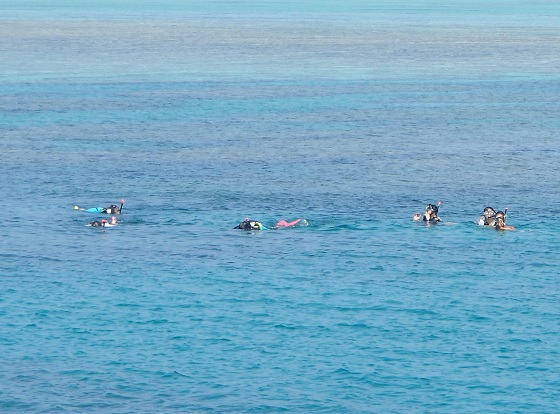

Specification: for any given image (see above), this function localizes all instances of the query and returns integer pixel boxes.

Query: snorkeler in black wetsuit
[478,207,496,226]
[413,202,442,224]
[233,218,265,230]
[424,204,442,223]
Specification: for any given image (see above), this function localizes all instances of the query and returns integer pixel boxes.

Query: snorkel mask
[483,207,496,217]
[426,204,439,215]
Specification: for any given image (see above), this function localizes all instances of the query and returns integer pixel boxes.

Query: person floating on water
[234,218,267,231]
[493,210,515,230]
[478,206,496,226]
[74,199,124,214]
[90,219,108,227]
[233,217,302,231]
[88,216,118,228]
[413,202,442,224]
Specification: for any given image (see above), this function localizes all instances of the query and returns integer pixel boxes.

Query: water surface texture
[1,1,559,412]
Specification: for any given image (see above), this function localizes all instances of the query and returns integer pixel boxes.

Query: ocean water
[1,1,559,412]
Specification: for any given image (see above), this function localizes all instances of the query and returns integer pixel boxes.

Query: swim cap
[74,205,79,209]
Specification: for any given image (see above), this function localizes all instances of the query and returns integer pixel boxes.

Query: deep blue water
[1,1,559,413]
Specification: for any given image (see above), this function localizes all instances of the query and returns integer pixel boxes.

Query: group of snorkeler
[82,202,300,231]
[412,202,515,230]
[76,201,123,228]
[236,203,515,232]
[476,206,515,230]
[81,200,515,231]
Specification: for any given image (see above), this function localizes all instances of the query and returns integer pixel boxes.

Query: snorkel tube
[435,201,442,221]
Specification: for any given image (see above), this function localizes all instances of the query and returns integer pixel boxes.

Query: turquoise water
[1,1,559,412]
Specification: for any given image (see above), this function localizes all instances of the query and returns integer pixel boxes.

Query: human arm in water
[495,222,515,230]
